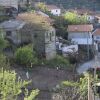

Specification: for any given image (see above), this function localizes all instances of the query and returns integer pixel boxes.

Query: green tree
[36,2,47,12]
[15,45,38,66]
[54,16,68,39]
[64,12,89,24]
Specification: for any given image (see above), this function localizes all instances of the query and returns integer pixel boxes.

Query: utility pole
[87,32,90,60]
[93,40,98,100]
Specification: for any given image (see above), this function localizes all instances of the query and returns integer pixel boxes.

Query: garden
[0,29,81,100]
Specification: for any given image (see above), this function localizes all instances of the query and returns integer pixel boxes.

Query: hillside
[35,0,100,11]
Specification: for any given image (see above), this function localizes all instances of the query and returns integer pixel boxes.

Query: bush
[0,54,10,70]
[0,34,7,52]
[43,55,70,68]
[0,69,39,100]
[15,46,38,66]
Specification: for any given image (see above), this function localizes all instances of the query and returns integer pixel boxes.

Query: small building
[46,5,61,16]
[17,13,56,60]
[0,20,29,45]
[93,28,100,52]
[0,6,18,19]
[67,25,93,45]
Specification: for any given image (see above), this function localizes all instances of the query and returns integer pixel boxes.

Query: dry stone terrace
[11,65,78,100]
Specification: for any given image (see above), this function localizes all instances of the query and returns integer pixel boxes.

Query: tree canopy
[64,12,89,24]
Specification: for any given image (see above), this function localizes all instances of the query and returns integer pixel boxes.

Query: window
[34,34,38,38]
[6,31,12,36]
[52,31,54,36]
[46,33,49,38]
[96,37,100,39]
[50,33,52,41]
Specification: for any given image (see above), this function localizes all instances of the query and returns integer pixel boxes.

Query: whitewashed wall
[51,9,61,16]
[68,32,93,45]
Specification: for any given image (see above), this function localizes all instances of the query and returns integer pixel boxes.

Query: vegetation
[64,12,89,24]
[0,68,39,100]
[41,55,70,68]
[54,16,68,39]
[24,88,39,100]
[35,2,47,12]
[53,73,93,100]
[15,45,38,66]
[34,0,100,10]
[0,40,39,100]
[54,12,88,38]
[0,32,7,52]
[0,7,9,22]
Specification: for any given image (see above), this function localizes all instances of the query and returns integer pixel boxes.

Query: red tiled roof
[93,29,100,35]
[68,25,93,32]
[16,12,54,25]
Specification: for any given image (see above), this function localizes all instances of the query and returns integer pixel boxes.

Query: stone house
[67,25,93,45]
[0,12,56,60]
[17,13,56,60]
[0,20,31,45]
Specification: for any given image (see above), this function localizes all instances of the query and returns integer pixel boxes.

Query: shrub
[15,46,38,66]
[43,55,70,68]
[0,54,10,70]
[0,34,7,52]
[0,69,39,100]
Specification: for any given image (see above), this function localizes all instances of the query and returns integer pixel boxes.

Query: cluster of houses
[0,0,61,60]
[67,24,100,53]
[0,0,61,17]
[0,0,100,60]
[0,12,57,60]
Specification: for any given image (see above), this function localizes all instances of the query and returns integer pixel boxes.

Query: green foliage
[78,73,92,100]
[0,54,9,69]
[36,0,100,10]
[42,55,70,68]
[62,81,79,87]
[36,2,47,12]
[64,12,89,24]
[54,16,68,38]
[53,80,79,100]
[0,32,6,52]
[15,46,38,66]
[0,44,39,100]
[56,73,93,100]
[0,69,27,99]
[0,69,39,100]
[24,89,39,100]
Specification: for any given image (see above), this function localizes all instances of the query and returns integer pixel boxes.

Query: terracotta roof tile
[68,25,93,32]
